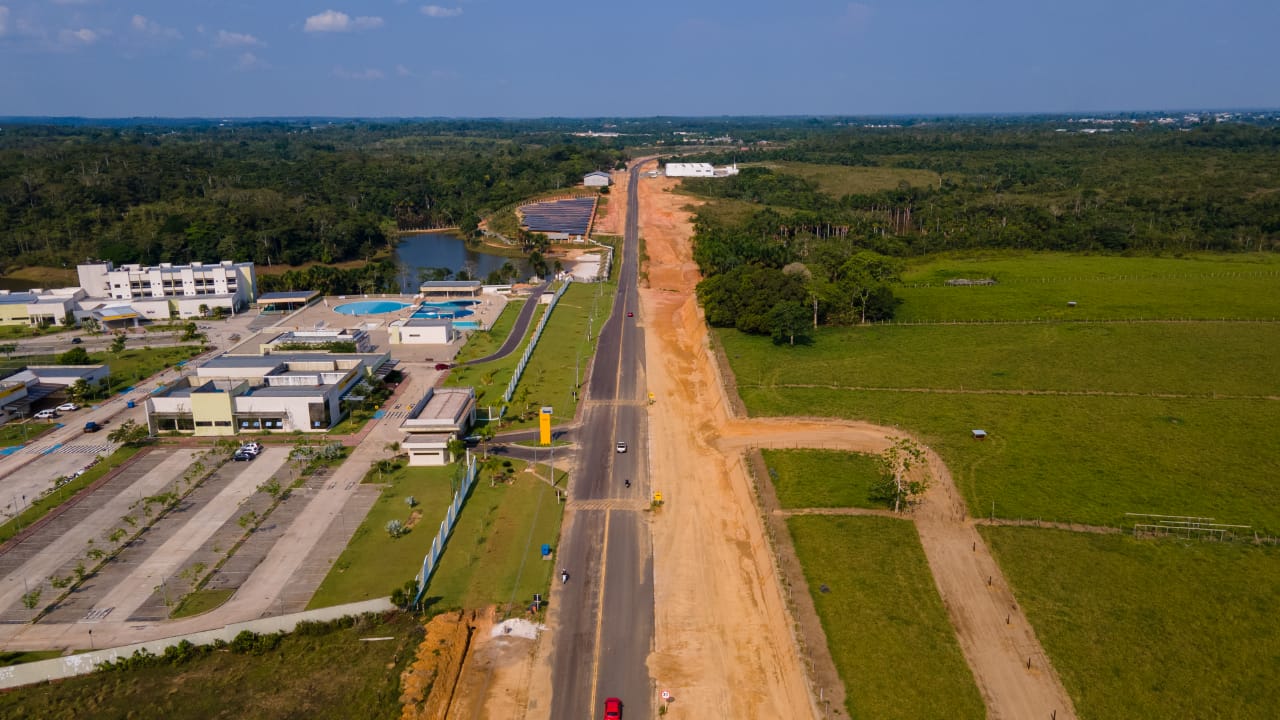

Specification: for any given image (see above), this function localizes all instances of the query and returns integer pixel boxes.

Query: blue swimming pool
[411,302,475,320]
[454,321,480,330]
[334,300,412,315]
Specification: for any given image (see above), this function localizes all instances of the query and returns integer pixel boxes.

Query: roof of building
[258,290,321,302]
[401,318,453,327]
[0,293,38,305]
[93,305,140,321]
[584,171,610,178]
[420,281,482,289]
[402,387,475,430]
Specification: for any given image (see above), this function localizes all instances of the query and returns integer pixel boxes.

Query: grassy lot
[740,385,1280,531]
[451,299,523,364]
[749,161,941,196]
[0,445,142,543]
[500,280,617,431]
[0,324,69,340]
[103,346,205,391]
[446,305,547,410]
[724,322,1280,399]
[0,650,63,667]
[982,527,1280,719]
[308,464,459,608]
[0,612,421,720]
[788,515,984,720]
[169,588,234,619]
[761,449,883,509]
[0,422,54,447]
[896,252,1280,322]
[421,462,565,614]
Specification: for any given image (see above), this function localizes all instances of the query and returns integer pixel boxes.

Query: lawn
[982,527,1280,720]
[0,445,142,543]
[760,449,883,509]
[0,612,421,720]
[169,588,234,619]
[895,252,1280,322]
[450,299,524,364]
[103,345,205,391]
[446,304,547,410]
[420,462,565,614]
[788,515,984,720]
[0,650,63,667]
[499,280,617,430]
[0,421,54,448]
[0,324,69,340]
[308,464,459,608]
[750,161,941,196]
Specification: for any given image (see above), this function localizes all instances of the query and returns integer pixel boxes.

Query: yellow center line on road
[587,508,611,718]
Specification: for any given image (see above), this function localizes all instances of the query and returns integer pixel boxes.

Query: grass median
[788,515,984,720]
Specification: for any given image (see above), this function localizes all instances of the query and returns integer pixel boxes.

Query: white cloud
[0,6,9,38]
[421,6,463,18]
[304,10,383,32]
[395,64,412,77]
[58,27,97,45]
[130,15,181,39]
[334,66,385,80]
[216,30,264,47]
[236,52,267,70]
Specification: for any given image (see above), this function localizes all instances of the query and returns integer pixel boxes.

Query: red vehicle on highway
[603,697,622,720]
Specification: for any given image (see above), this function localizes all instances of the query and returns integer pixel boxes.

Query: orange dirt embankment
[639,173,819,719]
[400,611,474,720]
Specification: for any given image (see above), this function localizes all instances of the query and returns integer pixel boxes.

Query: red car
[626,311,633,317]
[604,697,622,720]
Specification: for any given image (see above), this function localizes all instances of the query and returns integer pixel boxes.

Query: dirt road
[636,170,1077,720]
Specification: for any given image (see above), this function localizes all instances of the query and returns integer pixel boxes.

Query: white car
[56,403,80,412]
[34,409,59,420]
[616,441,627,453]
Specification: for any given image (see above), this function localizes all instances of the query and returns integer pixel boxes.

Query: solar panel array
[520,196,596,235]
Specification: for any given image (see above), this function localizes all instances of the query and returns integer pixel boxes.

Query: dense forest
[0,121,628,269]
[685,122,1280,343]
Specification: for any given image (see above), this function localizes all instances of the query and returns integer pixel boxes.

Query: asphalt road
[550,164,654,720]
[465,282,549,365]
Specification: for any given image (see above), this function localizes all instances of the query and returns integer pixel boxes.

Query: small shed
[972,429,988,440]
[583,171,611,188]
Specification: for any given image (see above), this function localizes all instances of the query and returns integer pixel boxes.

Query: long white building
[77,260,257,310]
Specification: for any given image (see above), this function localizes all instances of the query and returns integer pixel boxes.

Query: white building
[583,171,611,188]
[664,163,716,178]
[145,351,391,436]
[400,387,476,466]
[389,318,455,345]
[0,288,86,327]
[77,260,257,311]
[259,329,373,354]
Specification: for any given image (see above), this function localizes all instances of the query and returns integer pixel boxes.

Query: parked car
[615,441,627,453]
[56,402,80,412]
[70,337,83,344]
[34,409,58,420]
[240,441,263,453]
[604,697,622,720]
[434,363,452,371]
[83,421,101,433]
[232,451,255,462]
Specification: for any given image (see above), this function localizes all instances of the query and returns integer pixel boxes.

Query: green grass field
[0,613,421,720]
[308,464,459,608]
[446,304,547,410]
[451,299,523,364]
[750,161,941,196]
[169,588,233,619]
[788,515,984,720]
[761,449,883,509]
[0,422,54,447]
[982,527,1280,719]
[896,252,1280,322]
[421,464,564,614]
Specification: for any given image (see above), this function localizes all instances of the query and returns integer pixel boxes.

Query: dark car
[232,451,254,462]
[83,421,101,433]
[71,337,83,344]
[435,363,452,371]
[604,697,622,720]
[627,312,633,317]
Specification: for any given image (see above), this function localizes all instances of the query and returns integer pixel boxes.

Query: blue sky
[1,1,1277,117]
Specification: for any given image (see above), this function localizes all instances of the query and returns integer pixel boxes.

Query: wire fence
[412,452,478,606]
[901,269,1280,289]
[503,280,571,404]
